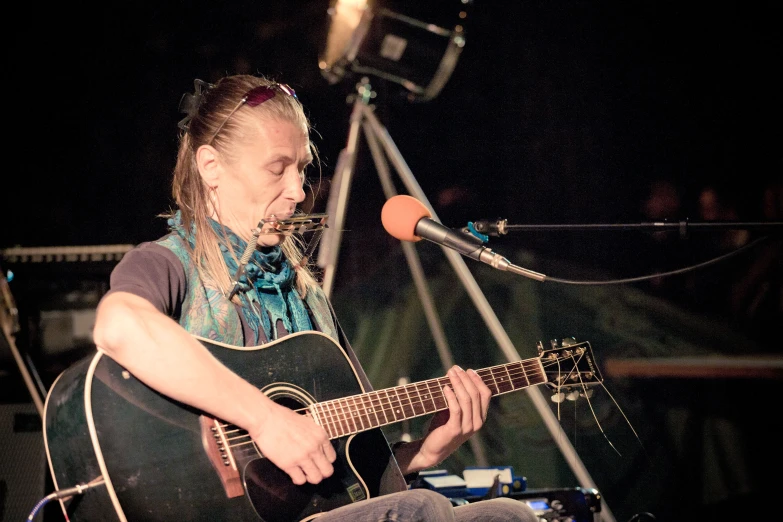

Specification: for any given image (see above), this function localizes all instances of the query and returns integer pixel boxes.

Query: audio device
[411,468,601,522]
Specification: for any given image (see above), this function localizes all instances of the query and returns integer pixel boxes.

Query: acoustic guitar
[44,331,601,521]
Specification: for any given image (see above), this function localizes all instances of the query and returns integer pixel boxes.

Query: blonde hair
[166,74,321,298]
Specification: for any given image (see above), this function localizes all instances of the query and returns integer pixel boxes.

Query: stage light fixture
[319,0,473,102]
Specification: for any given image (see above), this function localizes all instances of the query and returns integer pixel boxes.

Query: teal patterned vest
[156,231,338,347]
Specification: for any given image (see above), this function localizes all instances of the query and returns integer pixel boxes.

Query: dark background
[4,1,781,249]
[2,1,782,521]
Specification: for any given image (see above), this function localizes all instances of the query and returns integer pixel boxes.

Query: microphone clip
[463,222,489,243]
[470,219,508,237]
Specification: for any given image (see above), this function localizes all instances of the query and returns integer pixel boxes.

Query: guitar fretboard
[310,358,546,439]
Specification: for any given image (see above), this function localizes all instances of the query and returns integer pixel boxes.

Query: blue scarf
[169,212,313,343]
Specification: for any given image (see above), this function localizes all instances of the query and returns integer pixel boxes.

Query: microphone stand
[318,78,618,522]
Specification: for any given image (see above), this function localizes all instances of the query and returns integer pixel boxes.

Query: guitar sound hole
[275,396,305,411]
[243,391,355,522]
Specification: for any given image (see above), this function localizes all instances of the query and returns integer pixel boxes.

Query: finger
[442,383,461,428]
[308,425,335,462]
[322,441,337,463]
[313,447,335,478]
[456,369,483,430]
[299,460,324,484]
[449,367,476,432]
[286,466,307,486]
[467,368,491,424]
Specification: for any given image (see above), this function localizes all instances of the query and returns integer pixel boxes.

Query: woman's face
[214,117,311,246]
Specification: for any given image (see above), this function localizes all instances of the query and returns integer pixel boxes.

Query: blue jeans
[313,489,540,521]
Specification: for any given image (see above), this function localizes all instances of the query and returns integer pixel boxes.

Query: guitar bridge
[199,415,244,498]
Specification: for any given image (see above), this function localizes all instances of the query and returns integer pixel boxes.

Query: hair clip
[177,79,214,131]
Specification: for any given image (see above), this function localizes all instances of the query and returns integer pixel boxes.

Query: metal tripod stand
[316,78,616,522]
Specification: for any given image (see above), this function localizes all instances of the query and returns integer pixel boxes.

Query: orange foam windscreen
[381,195,432,242]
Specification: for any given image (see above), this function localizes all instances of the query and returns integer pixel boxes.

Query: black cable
[542,236,769,286]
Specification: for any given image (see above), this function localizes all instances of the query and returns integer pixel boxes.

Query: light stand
[316,78,617,522]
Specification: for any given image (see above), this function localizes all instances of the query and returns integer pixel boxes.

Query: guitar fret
[490,367,503,392]
[417,383,431,414]
[376,392,386,426]
[349,396,366,432]
[375,391,389,425]
[503,365,514,392]
[329,401,347,437]
[393,389,406,419]
[483,368,501,394]
[423,380,438,412]
[401,384,415,418]
[317,402,336,438]
[519,362,531,388]
[383,389,399,421]
[338,398,357,434]
[437,378,449,409]
[329,402,343,438]
[408,384,427,416]
[507,362,520,390]
[338,400,351,436]
[361,393,380,429]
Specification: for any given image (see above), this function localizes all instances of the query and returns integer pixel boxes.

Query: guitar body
[44,331,397,522]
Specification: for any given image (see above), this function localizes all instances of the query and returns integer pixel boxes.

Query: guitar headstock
[537,338,603,395]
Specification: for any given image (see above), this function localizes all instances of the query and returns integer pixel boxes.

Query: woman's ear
[195,144,220,188]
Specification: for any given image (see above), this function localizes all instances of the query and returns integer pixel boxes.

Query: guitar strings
[201,351,638,476]
[216,353,636,464]
[216,362,545,446]
[295,362,547,437]
[218,357,566,438]
[569,354,623,457]
[216,354,585,446]
[551,352,645,457]
[592,376,646,456]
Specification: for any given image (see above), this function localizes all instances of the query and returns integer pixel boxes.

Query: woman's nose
[286,170,306,203]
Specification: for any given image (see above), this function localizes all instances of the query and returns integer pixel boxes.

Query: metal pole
[318,95,366,298]
[361,118,489,466]
[1,272,45,417]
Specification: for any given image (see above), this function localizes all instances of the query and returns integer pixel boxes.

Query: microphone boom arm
[472,218,783,237]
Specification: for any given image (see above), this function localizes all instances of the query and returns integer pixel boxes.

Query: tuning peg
[561,337,578,346]
[551,392,566,403]
[537,341,544,355]
[580,389,594,399]
[566,391,580,401]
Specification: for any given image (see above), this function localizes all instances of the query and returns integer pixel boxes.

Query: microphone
[381,195,546,281]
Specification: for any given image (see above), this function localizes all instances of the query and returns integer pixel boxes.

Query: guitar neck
[310,357,546,439]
